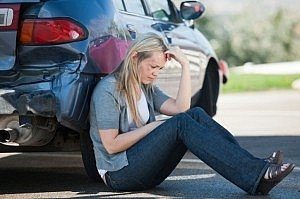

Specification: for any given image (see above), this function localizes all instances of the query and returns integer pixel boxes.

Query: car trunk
[0,0,40,71]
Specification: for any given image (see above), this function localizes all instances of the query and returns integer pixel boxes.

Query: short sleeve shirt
[89,74,169,171]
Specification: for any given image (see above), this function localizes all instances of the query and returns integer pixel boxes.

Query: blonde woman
[89,33,294,195]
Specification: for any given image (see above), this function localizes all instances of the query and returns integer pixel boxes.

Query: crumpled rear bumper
[0,89,56,117]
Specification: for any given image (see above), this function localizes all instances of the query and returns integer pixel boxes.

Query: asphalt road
[0,90,300,198]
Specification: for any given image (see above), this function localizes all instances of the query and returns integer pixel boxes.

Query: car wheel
[80,130,102,182]
[191,59,220,117]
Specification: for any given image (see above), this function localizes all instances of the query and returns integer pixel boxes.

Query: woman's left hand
[165,47,189,68]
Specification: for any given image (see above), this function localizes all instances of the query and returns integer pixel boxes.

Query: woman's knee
[186,107,207,116]
[172,112,193,128]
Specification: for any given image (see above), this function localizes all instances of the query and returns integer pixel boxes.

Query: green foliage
[195,9,300,66]
[221,72,300,93]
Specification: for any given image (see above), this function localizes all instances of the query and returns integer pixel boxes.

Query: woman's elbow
[100,131,120,154]
[105,145,117,155]
[104,143,123,155]
[107,150,116,155]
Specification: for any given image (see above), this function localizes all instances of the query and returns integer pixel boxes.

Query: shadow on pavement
[0,136,299,198]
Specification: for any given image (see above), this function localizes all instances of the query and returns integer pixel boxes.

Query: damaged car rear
[0,0,228,182]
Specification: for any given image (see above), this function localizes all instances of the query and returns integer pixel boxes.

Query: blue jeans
[105,107,269,194]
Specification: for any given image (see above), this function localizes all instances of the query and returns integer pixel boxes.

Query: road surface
[0,90,299,198]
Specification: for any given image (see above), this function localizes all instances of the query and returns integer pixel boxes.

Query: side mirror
[180,1,205,20]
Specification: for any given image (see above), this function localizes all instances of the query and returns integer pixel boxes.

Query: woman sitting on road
[89,33,295,195]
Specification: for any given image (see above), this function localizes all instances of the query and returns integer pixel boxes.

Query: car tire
[191,60,220,117]
[80,130,102,182]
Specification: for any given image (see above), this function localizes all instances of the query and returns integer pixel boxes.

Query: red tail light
[20,18,87,45]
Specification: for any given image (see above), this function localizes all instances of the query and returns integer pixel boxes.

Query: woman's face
[137,51,166,84]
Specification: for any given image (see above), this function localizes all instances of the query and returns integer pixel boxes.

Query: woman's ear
[164,51,171,61]
[131,51,138,61]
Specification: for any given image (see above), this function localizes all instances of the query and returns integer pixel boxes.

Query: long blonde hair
[114,33,168,127]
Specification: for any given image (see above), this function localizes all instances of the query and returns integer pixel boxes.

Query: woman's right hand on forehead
[164,46,189,68]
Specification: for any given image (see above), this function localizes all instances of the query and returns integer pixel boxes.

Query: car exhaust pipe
[0,128,19,143]
[0,115,57,146]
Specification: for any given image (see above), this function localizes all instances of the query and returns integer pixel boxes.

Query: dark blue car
[0,0,228,181]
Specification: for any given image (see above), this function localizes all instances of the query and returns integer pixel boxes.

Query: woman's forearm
[165,47,191,112]
[175,64,191,111]
[103,121,164,154]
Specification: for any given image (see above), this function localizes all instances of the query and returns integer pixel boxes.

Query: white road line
[181,159,203,163]
[166,174,216,181]
[181,160,300,172]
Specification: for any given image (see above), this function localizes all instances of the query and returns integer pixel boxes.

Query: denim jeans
[105,107,269,194]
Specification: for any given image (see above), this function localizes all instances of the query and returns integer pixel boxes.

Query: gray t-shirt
[89,74,169,172]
